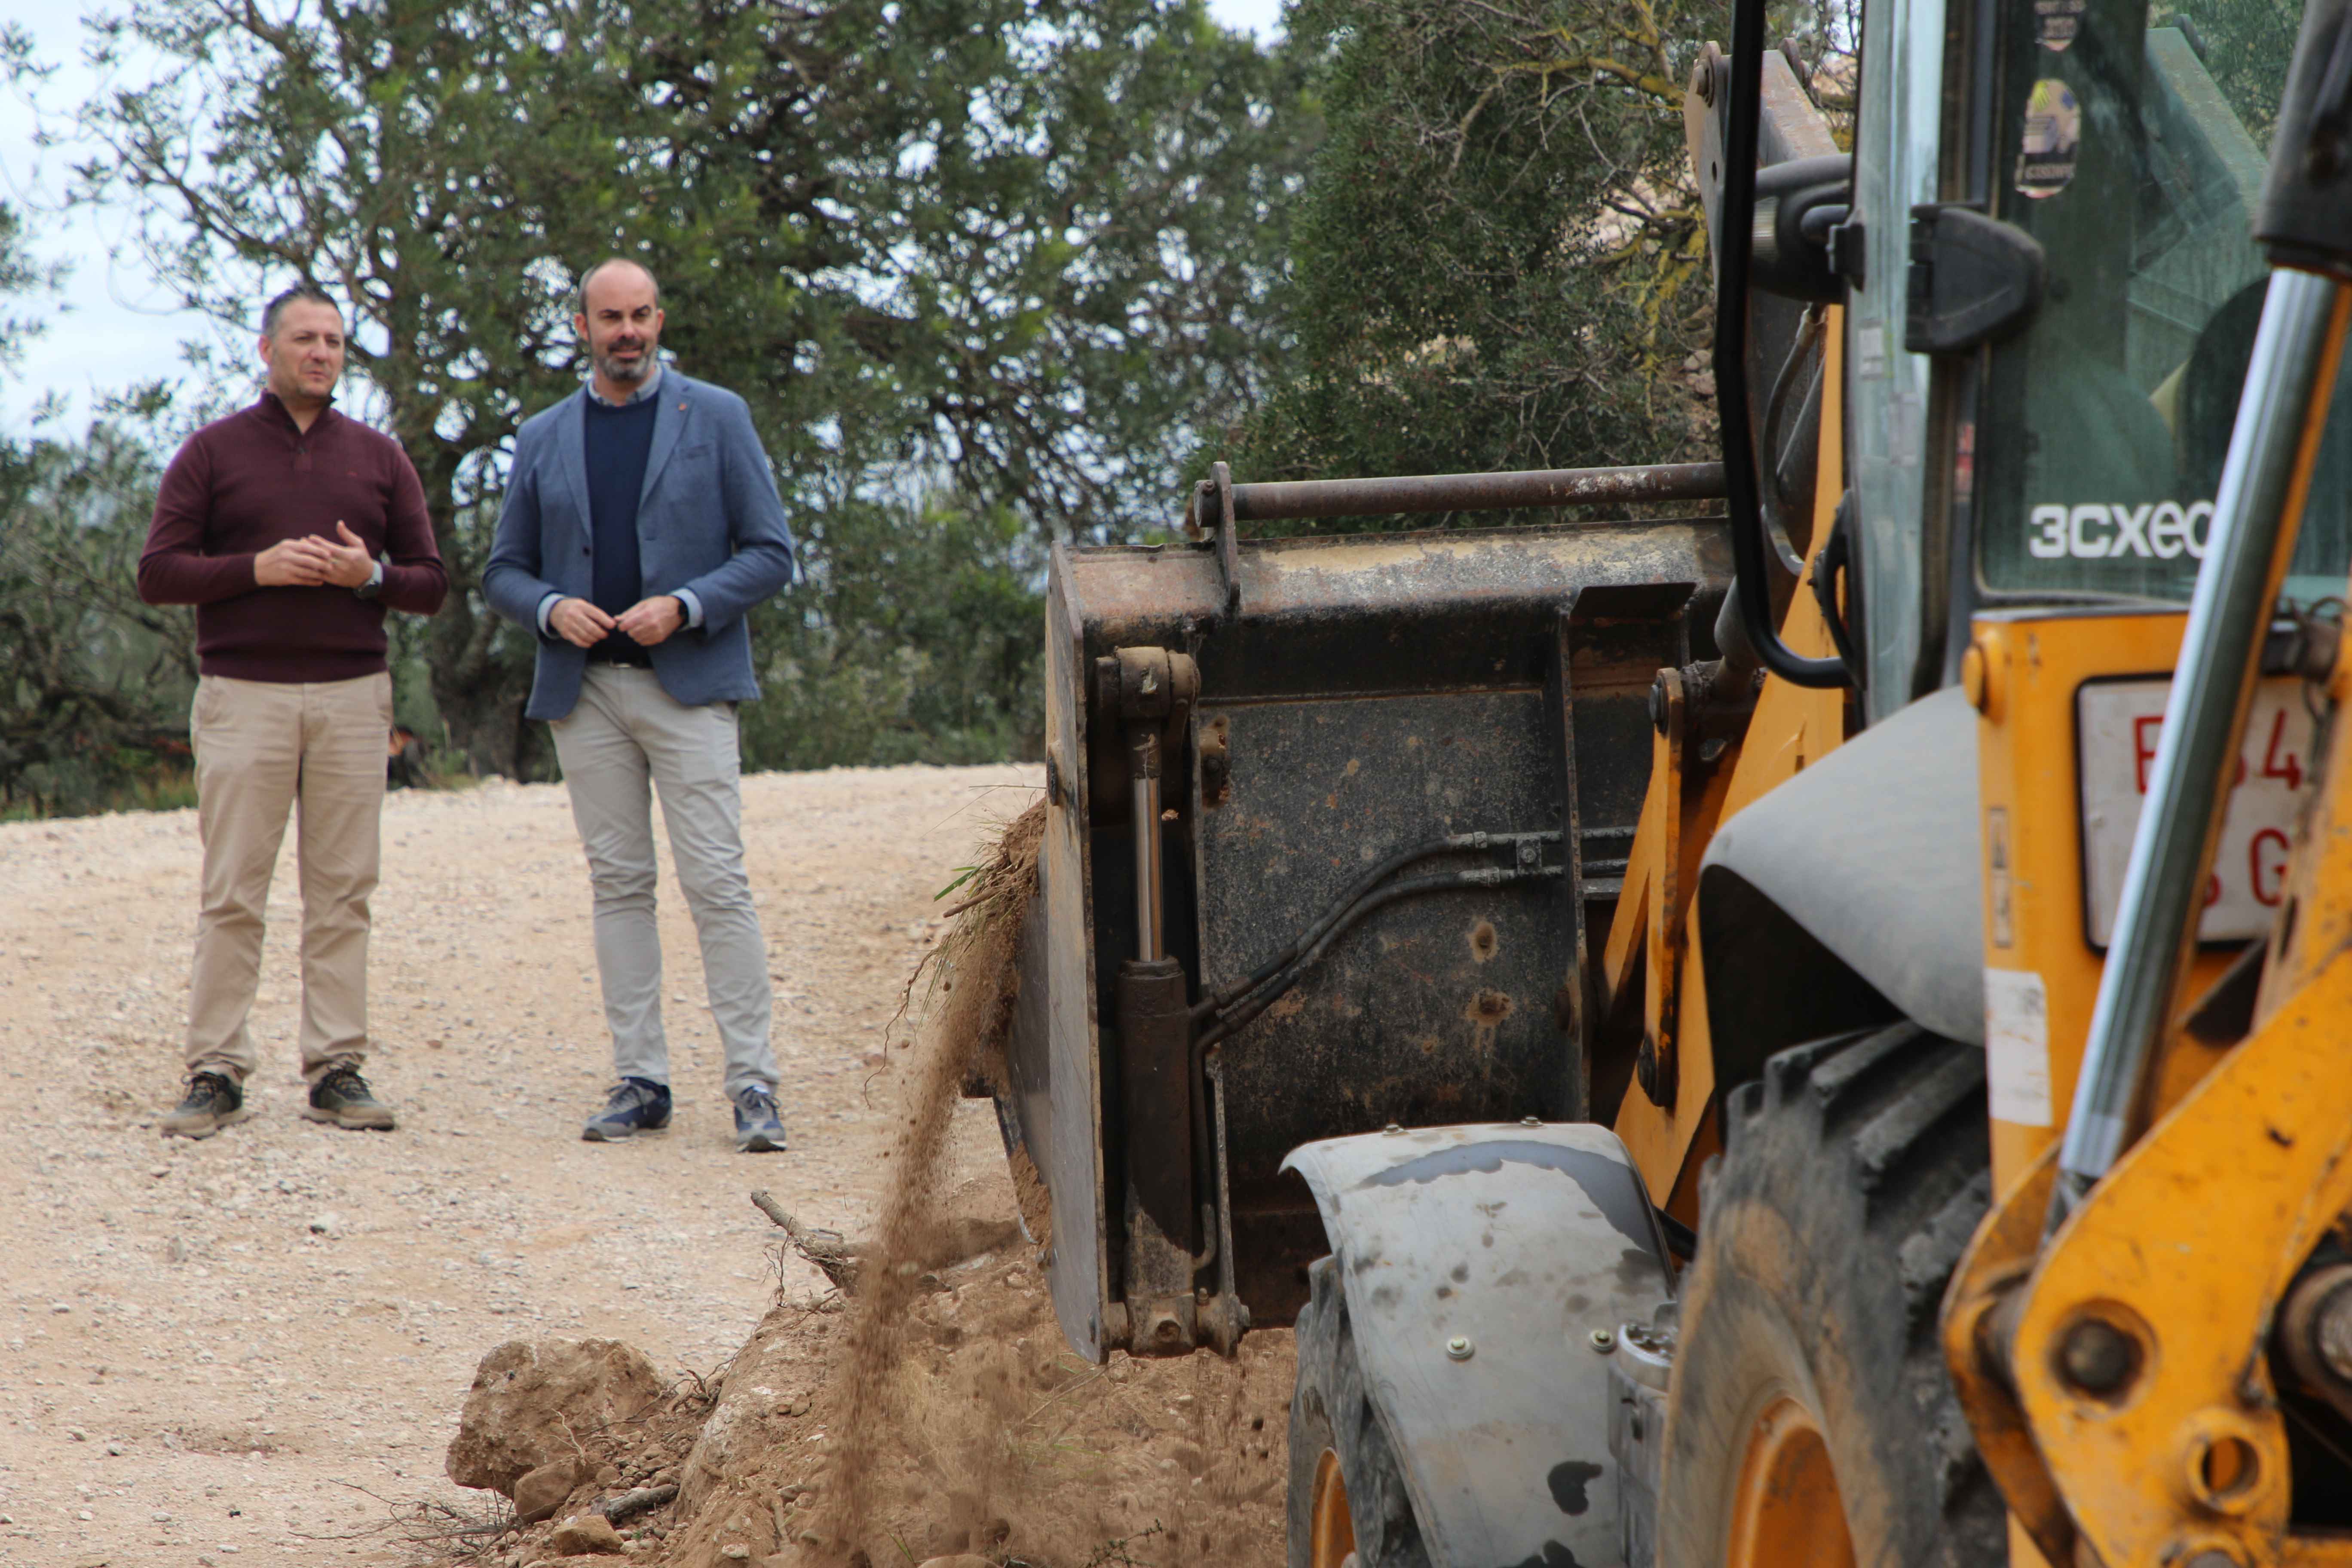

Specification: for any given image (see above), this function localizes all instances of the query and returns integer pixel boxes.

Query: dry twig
[751,1188,862,1292]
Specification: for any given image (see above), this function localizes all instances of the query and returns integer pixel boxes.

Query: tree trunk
[394,419,547,779]
[426,598,542,778]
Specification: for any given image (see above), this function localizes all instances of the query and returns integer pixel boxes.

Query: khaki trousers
[185,672,391,1084]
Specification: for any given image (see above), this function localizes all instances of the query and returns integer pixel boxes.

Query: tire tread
[1287,1257,1435,1568]
[1661,1025,2002,1568]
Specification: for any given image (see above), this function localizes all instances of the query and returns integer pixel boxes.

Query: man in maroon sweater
[138,283,449,1138]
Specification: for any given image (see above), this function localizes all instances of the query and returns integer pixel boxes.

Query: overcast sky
[0,0,1289,432]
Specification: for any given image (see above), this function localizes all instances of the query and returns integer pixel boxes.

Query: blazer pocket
[664,441,718,487]
[648,446,723,527]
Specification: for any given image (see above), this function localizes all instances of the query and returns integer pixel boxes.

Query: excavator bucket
[990,469,1732,1360]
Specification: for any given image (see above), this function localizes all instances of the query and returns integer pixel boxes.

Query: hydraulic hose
[1197,864,1565,1053]
[1183,857,1564,1234]
[1188,830,1562,1025]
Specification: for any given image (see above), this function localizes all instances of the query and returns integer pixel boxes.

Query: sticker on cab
[1984,968,2053,1126]
[2016,80,2082,199]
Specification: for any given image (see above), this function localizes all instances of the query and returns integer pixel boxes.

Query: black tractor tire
[1660,1021,2007,1568]
[1287,1254,1434,1568]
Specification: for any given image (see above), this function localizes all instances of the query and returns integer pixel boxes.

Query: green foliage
[0,0,1754,808]
[36,0,1313,775]
[743,490,1046,771]
[0,198,67,379]
[0,390,197,815]
[1213,0,1715,519]
[0,195,196,815]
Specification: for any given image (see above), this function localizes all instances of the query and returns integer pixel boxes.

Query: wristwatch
[353,560,385,600]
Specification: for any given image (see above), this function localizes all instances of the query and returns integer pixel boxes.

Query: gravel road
[0,764,1039,1568]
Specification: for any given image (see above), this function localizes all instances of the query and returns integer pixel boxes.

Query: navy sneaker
[732,1086,787,1153]
[582,1077,671,1142]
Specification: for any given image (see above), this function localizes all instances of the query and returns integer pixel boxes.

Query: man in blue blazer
[485,257,797,1152]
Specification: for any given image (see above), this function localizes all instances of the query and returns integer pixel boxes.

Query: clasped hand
[550,595,682,649]
[254,521,377,589]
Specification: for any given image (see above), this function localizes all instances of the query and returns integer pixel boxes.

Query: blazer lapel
[553,388,592,524]
[637,379,692,510]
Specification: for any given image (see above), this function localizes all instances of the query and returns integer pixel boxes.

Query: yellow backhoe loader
[989,0,2352,1559]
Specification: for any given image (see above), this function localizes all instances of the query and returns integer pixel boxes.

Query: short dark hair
[576,257,661,315]
[262,282,341,338]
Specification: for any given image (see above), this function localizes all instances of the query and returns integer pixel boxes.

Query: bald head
[576,257,660,316]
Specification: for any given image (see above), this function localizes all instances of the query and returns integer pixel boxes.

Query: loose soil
[0,766,1291,1568]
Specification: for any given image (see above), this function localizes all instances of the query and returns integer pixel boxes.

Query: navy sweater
[582,395,659,658]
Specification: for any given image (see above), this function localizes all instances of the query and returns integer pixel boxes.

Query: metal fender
[1282,1121,1677,1568]
[1698,685,1984,1046]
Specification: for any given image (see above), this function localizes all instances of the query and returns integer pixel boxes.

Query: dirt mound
[654,1175,1293,1568]
[437,1364,717,1564]
[662,800,1294,1566]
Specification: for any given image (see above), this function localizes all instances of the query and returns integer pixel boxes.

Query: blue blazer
[484,371,797,722]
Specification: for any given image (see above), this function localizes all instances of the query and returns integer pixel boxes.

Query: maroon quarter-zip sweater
[138,393,449,681]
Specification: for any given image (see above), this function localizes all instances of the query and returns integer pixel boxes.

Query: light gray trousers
[549,665,778,1098]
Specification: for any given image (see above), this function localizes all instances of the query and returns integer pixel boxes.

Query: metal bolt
[2316,1283,2352,1383]
[2057,1318,2139,1397]
[1383,1122,1405,1135]
[1445,1335,1473,1361]
[1522,1115,1542,1127]
[1689,56,1715,106]
[1590,1327,1617,1353]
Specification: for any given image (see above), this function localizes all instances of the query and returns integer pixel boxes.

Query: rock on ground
[514,1457,592,1524]
[546,1511,627,1554]
[447,1337,664,1494]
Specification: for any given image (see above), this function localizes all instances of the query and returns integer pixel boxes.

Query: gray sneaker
[162,1072,247,1140]
[733,1086,787,1153]
[302,1067,397,1131]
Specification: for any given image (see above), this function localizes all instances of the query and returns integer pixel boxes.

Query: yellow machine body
[1600,254,2352,1559]
[1606,306,1851,1218]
